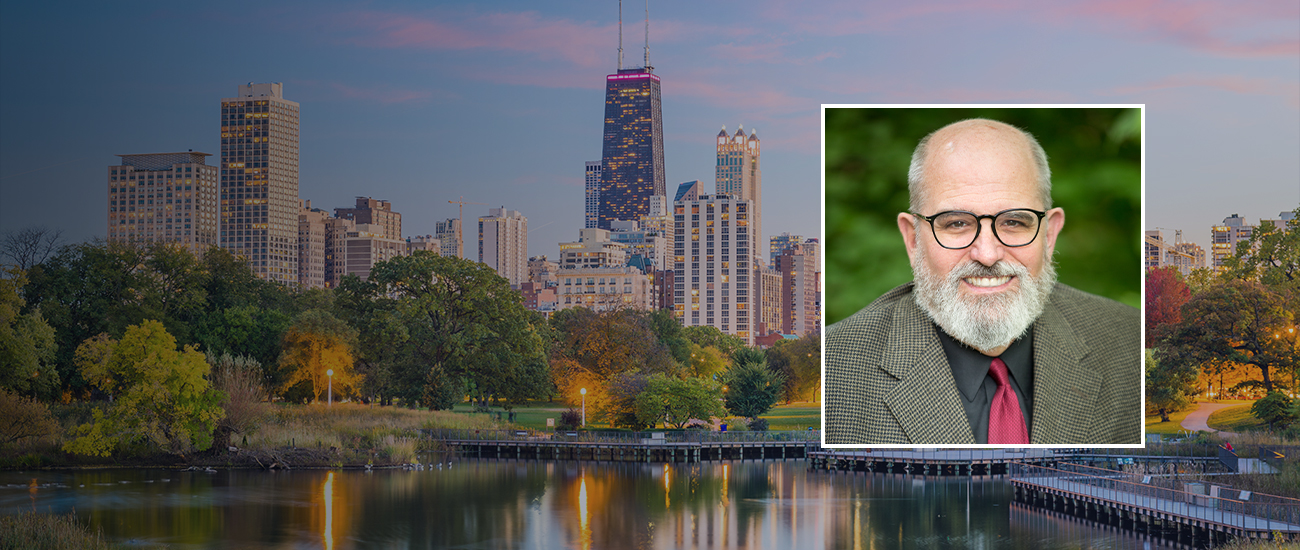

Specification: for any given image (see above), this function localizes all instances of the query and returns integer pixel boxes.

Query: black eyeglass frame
[911,208,1048,250]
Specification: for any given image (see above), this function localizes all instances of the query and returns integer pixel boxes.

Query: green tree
[0,271,59,399]
[64,320,224,456]
[721,358,784,419]
[766,334,822,403]
[1223,210,1300,287]
[682,326,745,361]
[278,309,361,403]
[604,369,652,430]
[1251,392,1296,429]
[1146,348,1198,423]
[1163,281,1294,393]
[195,305,292,387]
[548,307,678,412]
[685,342,728,380]
[634,374,725,429]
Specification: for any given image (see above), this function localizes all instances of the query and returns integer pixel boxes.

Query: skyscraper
[107,152,219,255]
[597,9,665,230]
[585,161,602,229]
[673,193,759,345]
[220,82,300,285]
[716,125,761,249]
[479,207,528,286]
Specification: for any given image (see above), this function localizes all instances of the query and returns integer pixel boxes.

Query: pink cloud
[1107,75,1300,107]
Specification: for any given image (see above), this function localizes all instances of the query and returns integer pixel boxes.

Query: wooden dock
[1010,463,1300,545]
[426,429,820,463]
[809,449,1061,475]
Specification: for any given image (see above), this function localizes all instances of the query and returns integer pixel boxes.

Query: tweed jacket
[826,282,1141,445]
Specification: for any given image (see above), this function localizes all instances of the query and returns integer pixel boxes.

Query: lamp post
[327,369,334,406]
[580,388,587,427]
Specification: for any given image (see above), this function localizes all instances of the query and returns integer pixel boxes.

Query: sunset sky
[1,0,1296,259]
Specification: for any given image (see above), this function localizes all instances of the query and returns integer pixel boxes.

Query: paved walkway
[1181,401,1241,434]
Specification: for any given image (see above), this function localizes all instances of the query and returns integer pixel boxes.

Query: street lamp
[327,369,334,406]
[580,388,587,427]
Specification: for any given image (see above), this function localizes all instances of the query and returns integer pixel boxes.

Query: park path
[1181,401,1239,434]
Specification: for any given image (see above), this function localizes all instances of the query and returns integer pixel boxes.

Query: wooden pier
[809,449,1061,476]
[1010,463,1300,545]
[426,429,820,463]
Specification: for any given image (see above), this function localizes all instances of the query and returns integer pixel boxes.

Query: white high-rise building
[220,82,301,285]
[479,207,528,286]
[435,218,462,259]
[673,194,760,345]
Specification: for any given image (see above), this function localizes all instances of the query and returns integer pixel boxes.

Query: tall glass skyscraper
[597,67,665,230]
[220,82,300,285]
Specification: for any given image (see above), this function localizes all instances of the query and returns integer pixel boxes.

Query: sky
[1,0,1297,261]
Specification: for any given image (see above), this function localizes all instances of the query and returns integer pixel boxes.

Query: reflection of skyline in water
[0,462,1194,549]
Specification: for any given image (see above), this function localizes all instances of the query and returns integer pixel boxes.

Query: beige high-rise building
[776,242,818,336]
[335,197,400,245]
[107,152,219,256]
[1211,214,1254,271]
[757,267,783,336]
[298,200,328,289]
[479,207,528,286]
[557,266,654,312]
[559,228,627,270]
[220,82,300,285]
[716,125,762,257]
[324,216,355,288]
[673,194,760,345]
[345,223,404,281]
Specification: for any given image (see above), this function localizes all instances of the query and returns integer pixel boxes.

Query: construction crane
[448,197,487,259]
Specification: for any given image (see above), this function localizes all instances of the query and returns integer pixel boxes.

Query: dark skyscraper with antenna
[597,1,665,230]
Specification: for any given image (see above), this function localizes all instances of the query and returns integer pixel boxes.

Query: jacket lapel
[1030,291,1098,444]
[882,296,974,444]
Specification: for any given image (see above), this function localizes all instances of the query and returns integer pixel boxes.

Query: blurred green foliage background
[824,107,1142,326]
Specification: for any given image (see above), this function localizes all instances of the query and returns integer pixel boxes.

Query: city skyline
[2,1,1297,264]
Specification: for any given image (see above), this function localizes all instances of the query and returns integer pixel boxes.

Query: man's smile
[962,275,1014,290]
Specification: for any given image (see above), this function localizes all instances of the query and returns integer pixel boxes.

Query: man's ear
[897,212,919,262]
[1041,207,1065,256]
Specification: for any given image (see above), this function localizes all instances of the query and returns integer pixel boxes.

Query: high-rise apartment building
[770,233,804,265]
[716,125,761,249]
[479,207,528,286]
[598,66,665,229]
[585,161,602,229]
[776,242,818,336]
[757,267,783,336]
[298,200,328,289]
[435,218,462,259]
[324,216,355,288]
[1211,214,1254,271]
[345,224,404,281]
[220,82,300,285]
[107,152,219,256]
[335,197,400,246]
[673,194,760,345]
[557,267,654,312]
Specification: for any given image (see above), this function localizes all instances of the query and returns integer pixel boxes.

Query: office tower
[558,228,628,269]
[298,200,328,289]
[107,152,218,256]
[220,82,300,285]
[479,207,528,286]
[776,242,817,336]
[597,20,665,230]
[435,218,462,259]
[335,197,401,246]
[1210,214,1254,271]
[673,194,759,345]
[716,125,761,250]
[344,224,405,281]
[585,161,602,229]
[323,216,355,288]
[757,267,783,336]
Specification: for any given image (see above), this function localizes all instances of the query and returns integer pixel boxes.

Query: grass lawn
[1145,407,1198,436]
[1207,403,1266,432]
[760,402,822,431]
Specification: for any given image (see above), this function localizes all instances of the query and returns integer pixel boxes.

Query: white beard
[912,246,1057,353]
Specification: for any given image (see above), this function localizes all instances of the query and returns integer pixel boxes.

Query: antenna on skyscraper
[644,0,651,70]
[617,0,623,70]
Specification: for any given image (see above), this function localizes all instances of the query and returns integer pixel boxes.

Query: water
[0,460,1189,549]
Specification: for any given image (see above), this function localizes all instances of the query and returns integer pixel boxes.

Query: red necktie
[988,358,1029,444]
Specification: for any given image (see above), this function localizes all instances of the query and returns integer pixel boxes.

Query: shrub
[208,352,268,448]
[748,418,770,432]
[558,408,582,431]
[0,389,58,449]
[1251,392,1296,429]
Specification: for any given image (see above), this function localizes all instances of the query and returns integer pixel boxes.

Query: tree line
[1,235,821,455]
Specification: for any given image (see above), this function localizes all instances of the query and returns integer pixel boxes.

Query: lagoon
[1,460,1189,549]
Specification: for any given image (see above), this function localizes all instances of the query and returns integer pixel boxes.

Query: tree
[1251,392,1296,429]
[548,307,678,414]
[1145,348,1198,423]
[0,389,58,448]
[682,326,745,361]
[766,334,822,403]
[64,320,224,456]
[1162,280,1295,393]
[1145,266,1190,348]
[721,358,784,420]
[278,309,361,403]
[1223,210,1300,287]
[604,370,652,430]
[685,342,728,380]
[0,270,59,399]
[0,226,64,271]
[634,374,725,429]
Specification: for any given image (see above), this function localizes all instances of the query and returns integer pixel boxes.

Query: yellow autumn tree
[278,309,361,403]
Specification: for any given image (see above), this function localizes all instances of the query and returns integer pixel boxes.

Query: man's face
[896,124,1065,354]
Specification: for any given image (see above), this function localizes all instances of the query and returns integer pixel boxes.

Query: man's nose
[967,218,1005,266]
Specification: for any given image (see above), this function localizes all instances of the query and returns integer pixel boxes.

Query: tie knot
[988,358,1010,387]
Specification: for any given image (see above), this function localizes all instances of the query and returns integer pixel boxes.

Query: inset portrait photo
[821,106,1143,447]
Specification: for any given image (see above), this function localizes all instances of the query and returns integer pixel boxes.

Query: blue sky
[1,0,1296,259]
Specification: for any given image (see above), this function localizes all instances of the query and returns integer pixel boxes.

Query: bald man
[825,119,1141,446]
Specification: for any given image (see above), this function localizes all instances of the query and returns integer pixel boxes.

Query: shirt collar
[936,325,1034,401]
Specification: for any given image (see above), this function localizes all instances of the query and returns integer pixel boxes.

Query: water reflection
[0,462,1194,549]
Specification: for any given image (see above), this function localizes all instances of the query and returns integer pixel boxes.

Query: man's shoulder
[1048,282,1139,328]
[827,282,917,342]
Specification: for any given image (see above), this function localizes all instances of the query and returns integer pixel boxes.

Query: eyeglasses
[912,208,1047,250]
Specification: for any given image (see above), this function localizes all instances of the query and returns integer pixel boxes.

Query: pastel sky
[1,0,1296,260]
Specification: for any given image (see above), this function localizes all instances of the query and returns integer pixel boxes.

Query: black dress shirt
[936,326,1035,444]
